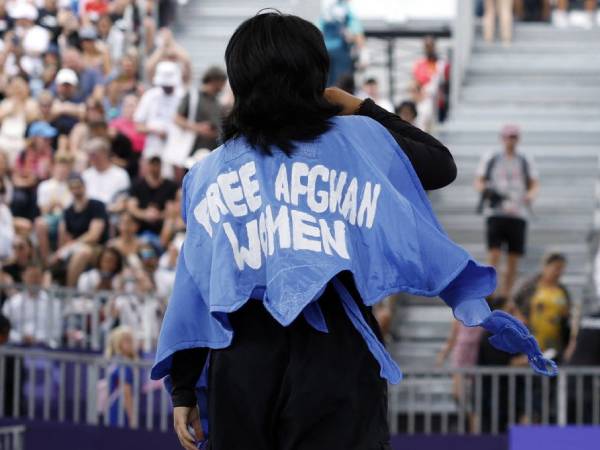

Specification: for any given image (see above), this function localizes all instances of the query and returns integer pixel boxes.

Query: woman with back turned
[151,11,555,450]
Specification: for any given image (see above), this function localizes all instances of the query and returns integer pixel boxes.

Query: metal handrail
[0,425,25,450]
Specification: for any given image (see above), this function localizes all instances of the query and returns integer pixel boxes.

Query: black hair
[336,73,355,94]
[396,100,418,119]
[202,66,227,85]
[364,77,377,85]
[0,314,9,337]
[97,247,124,275]
[543,252,567,266]
[222,10,341,155]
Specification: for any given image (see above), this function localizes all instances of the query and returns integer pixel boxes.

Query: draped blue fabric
[152,115,555,388]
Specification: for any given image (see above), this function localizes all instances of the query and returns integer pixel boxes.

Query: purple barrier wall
[0,419,508,450]
[391,434,508,450]
[511,426,600,450]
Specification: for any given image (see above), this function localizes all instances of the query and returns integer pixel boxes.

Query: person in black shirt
[127,156,177,236]
[49,174,108,286]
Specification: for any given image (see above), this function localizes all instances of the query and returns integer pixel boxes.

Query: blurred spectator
[51,68,85,136]
[0,76,38,164]
[58,47,103,103]
[108,211,142,268]
[113,53,141,96]
[97,14,126,63]
[77,246,125,292]
[50,174,109,287]
[2,236,34,284]
[395,100,418,125]
[127,156,176,238]
[438,320,483,402]
[104,326,138,428]
[10,121,56,234]
[145,28,191,86]
[68,98,106,153]
[319,0,365,87]
[174,66,226,152]
[82,137,130,212]
[553,0,598,28]
[474,125,539,298]
[110,94,145,155]
[1,263,60,347]
[134,60,183,160]
[359,77,393,112]
[483,0,514,45]
[34,151,73,262]
[79,25,111,76]
[513,253,571,361]
[6,2,50,81]
[412,36,450,131]
[102,79,122,121]
[159,187,184,249]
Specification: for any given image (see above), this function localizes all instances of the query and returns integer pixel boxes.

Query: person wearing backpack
[475,124,539,299]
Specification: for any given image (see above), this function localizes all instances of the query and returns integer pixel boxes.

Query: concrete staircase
[392,23,600,372]
[173,0,319,80]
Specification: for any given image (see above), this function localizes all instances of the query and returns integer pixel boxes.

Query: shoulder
[88,199,107,211]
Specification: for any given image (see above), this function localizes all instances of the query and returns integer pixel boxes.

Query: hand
[173,405,204,450]
[194,121,215,137]
[324,87,363,115]
[524,191,536,205]
[145,206,162,222]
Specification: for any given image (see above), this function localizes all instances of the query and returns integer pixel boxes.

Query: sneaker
[569,10,593,29]
[552,9,569,28]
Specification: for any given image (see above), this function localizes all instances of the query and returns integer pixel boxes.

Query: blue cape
[151,115,556,389]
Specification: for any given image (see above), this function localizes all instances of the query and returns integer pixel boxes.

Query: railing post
[557,370,568,426]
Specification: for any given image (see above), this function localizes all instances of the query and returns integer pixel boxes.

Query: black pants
[207,278,391,450]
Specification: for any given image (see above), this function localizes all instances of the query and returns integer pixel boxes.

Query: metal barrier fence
[389,366,600,435]
[0,426,25,450]
[0,284,166,353]
[3,346,600,436]
[0,346,172,432]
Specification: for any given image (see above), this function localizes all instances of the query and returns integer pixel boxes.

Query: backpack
[483,153,533,190]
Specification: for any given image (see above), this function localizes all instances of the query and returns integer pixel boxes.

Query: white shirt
[0,203,13,260]
[37,178,72,212]
[133,86,184,158]
[2,290,61,347]
[82,164,131,205]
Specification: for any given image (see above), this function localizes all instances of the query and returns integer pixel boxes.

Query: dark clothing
[356,98,457,190]
[567,313,600,366]
[2,263,25,284]
[2,352,25,417]
[10,187,39,221]
[112,132,139,180]
[177,90,222,151]
[168,99,456,446]
[477,331,519,434]
[486,216,527,255]
[64,199,109,244]
[129,178,178,234]
[173,274,391,450]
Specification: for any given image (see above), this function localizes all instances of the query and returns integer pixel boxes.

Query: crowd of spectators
[0,0,228,353]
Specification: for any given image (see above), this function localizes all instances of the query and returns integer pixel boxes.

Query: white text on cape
[193,161,381,270]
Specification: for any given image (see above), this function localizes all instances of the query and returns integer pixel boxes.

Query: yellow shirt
[529,285,569,352]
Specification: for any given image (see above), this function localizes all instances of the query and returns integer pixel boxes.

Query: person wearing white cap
[134,61,184,160]
[52,67,85,135]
